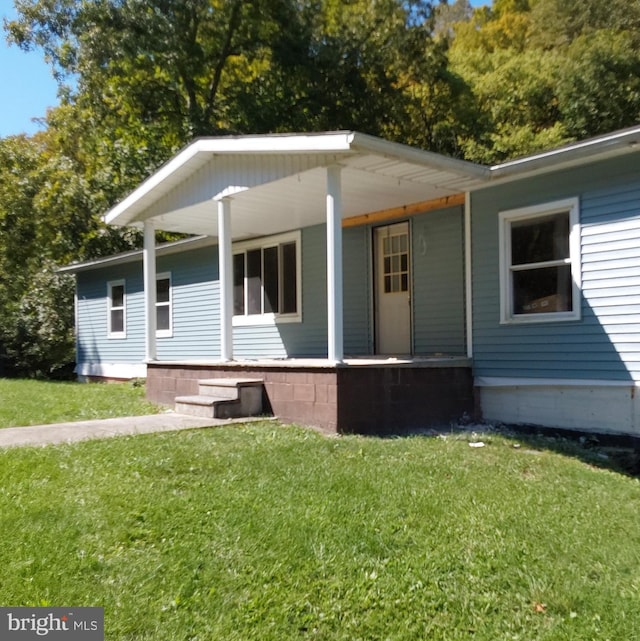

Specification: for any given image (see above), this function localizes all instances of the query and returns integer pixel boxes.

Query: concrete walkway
[0,413,268,448]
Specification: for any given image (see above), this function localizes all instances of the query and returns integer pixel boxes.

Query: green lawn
[0,379,159,428]
[1,423,639,640]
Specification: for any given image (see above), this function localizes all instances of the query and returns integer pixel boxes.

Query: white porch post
[217,197,234,362]
[143,220,157,361]
[326,165,344,363]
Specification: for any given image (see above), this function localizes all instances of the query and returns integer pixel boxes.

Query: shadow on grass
[365,416,640,478]
[407,421,640,479]
[490,423,640,478]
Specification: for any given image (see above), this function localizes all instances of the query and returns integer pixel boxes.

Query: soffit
[104,132,488,239]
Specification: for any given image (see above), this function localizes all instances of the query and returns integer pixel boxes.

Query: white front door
[374,222,411,355]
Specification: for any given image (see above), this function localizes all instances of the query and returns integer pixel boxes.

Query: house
[61,127,640,437]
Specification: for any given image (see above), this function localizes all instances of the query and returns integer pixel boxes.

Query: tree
[447,0,640,162]
[0,135,76,377]
[557,31,640,139]
[7,1,443,141]
[0,135,44,318]
[1,263,75,379]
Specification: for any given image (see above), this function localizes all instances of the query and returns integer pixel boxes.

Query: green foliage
[0,263,75,379]
[6,1,445,142]
[0,125,142,377]
[0,425,639,639]
[0,136,44,304]
[449,0,640,162]
[558,30,640,139]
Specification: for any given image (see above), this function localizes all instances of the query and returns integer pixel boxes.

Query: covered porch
[104,131,486,433]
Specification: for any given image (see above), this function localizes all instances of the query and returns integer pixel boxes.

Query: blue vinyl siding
[472,155,640,381]
[77,263,145,364]
[76,226,334,365]
[343,226,371,355]
[156,247,219,361]
[76,209,469,368]
[412,207,466,355]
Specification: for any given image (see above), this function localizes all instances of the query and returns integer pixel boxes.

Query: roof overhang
[486,124,640,186]
[103,131,488,239]
[58,235,214,274]
[101,126,640,240]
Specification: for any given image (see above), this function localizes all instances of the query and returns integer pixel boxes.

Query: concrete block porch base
[147,358,475,435]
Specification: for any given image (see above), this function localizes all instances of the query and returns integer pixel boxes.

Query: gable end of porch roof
[102,131,489,238]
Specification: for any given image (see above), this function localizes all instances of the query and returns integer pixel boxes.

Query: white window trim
[156,271,173,338]
[107,279,126,338]
[232,230,302,327]
[499,197,581,324]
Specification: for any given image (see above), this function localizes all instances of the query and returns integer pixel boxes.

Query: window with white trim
[108,280,126,338]
[233,232,301,325]
[156,272,172,337]
[499,198,581,323]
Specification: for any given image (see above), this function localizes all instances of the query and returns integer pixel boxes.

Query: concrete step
[175,378,264,419]
[175,395,239,419]
[197,378,264,399]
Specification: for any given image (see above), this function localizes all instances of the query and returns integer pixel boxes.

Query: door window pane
[381,231,409,293]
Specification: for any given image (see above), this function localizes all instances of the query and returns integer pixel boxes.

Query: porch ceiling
[104,131,488,239]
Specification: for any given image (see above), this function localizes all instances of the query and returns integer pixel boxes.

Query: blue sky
[0,0,490,138]
[0,3,60,137]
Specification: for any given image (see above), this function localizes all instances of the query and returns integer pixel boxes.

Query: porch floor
[150,355,472,368]
[147,356,474,435]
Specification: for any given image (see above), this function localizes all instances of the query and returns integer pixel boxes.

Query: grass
[0,379,159,428]
[1,423,639,640]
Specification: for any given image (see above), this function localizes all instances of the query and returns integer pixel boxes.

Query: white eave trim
[58,235,214,274]
[103,132,358,227]
[350,132,489,180]
[103,131,490,228]
[486,125,640,185]
[100,125,640,230]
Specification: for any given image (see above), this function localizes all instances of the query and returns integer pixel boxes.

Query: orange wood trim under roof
[342,193,466,228]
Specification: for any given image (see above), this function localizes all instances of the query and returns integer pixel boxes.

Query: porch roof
[104,131,488,239]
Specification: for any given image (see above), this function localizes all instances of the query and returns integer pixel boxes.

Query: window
[156,273,172,337]
[233,232,301,325]
[381,227,409,293]
[108,280,126,338]
[499,198,580,323]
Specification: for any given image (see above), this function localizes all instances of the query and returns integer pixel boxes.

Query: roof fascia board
[191,130,356,153]
[59,235,213,274]
[485,126,640,185]
[350,131,489,180]
[104,141,205,225]
[103,132,358,226]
